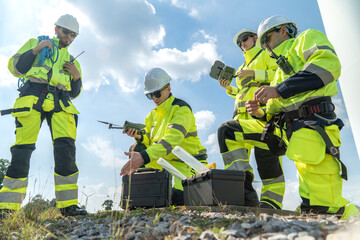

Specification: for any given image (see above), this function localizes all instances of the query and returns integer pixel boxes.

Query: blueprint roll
[172,146,209,173]
[157,158,187,180]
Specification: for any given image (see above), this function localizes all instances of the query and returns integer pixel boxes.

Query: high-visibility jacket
[266,29,340,118]
[139,94,207,165]
[226,46,277,119]
[8,37,82,114]
[264,29,357,216]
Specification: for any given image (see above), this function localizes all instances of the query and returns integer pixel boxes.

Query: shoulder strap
[308,125,347,180]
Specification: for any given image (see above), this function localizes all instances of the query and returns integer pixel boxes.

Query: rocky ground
[29,206,359,240]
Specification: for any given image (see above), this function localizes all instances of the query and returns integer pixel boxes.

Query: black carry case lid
[182,169,245,184]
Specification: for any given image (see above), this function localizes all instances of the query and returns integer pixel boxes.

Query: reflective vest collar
[153,93,174,114]
[243,46,262,63]
[272,38,295,57]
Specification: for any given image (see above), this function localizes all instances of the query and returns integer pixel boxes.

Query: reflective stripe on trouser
[0,105,79,210]
[55,172,79,208]
[218,119,285,208]
[0,176,28,210]
[255,147,284,209]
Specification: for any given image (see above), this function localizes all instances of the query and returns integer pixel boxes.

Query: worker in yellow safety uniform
[220,15,359,219]
[218,30,285,209]
[120,67,208,205]
[0,14,86,217]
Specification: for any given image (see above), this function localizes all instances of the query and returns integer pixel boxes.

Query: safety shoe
[259,201,280,209]
[340,204,359,220]
[60,205,87,217]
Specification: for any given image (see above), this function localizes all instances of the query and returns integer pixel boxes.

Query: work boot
[60,205,87,217]
[340,204,360,220]
[259,201,280,209]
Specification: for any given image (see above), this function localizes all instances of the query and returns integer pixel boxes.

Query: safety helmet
[144,68,172,94]
[256,15,296,48]
[233,30,257,50]
[55,14,79,34]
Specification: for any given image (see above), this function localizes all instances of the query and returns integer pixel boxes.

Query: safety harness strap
[308,125,347,180]
[0,107,31,116]
[285,96,335,120]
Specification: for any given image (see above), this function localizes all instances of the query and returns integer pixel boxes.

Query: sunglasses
[146,85,168,100]
[61,27,78,38]
[237,34,253,47]
[261,27,282,45]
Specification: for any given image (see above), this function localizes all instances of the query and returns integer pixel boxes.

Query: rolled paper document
[157,158,187,180]
[172,146,209,173]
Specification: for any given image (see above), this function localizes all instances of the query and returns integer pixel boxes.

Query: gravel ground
[23,206,359,240]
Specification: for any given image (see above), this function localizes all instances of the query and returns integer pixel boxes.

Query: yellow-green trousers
[218,119,285,209]
[0,97,79,210]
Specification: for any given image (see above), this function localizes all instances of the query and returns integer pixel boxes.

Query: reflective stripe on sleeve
[303,63,334,85]
[303,45,336,62]
[159,139,173,155]
[169,124,186,136]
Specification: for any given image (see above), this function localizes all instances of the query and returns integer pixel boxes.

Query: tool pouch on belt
[9,95,36,117]
[261,113,287,156]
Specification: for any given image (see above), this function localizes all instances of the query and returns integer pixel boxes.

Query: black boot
[244,171,259,207]
[60,205,87,217]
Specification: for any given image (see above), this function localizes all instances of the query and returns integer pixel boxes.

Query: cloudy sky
[0,0,359,212]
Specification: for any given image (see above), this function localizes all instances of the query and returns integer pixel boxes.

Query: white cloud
[138,30,219,82]
[283,179,301,211]
[204,133,219,154]
[81,136,128,168]
[170,0,199,18]
[194,110,216,130]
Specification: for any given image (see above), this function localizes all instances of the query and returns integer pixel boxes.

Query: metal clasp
[47,85,57,92]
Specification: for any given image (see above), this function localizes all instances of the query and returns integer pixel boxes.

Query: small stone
[199,230,216,240]
[287,232,298,240]
[222,229,246,238]
[259,213,272,222]
[241,222,252,229]
[267,233,287,240]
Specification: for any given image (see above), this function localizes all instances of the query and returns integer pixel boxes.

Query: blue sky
[0,0,359,212]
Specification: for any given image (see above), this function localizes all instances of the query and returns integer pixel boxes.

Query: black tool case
[182,169,245,206]
[121,168,172,209]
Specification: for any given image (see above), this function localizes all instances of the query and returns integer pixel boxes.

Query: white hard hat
[55,14,79,34]
[233,30,257,50]
[256,15,296,48]
[144,68,172,94]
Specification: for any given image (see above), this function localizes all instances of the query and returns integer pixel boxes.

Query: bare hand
[254,86,280,104]
[218,78,231,90]
[120,152,145,176]
[32,40,53,55]
[237,70,254,79]
[123,128,141,140]
[63,62,80,81]
[245,100,265,118]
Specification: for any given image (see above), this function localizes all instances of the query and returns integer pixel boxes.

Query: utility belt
[261,96,347,180]
[1,81,71,116]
